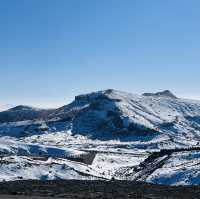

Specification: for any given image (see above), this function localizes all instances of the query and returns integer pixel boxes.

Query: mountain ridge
[0,89,200,185]
[1,89,200,143]
[142,90,178,99]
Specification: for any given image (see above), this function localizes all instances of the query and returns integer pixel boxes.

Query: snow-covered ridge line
[1,89,200,185]
[1,89,200,143]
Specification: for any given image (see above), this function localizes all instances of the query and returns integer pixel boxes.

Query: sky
[0,0,200,108]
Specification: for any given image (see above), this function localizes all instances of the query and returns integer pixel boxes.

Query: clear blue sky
[1,0,200,107]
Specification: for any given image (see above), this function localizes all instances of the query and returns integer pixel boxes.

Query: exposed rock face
[71,91,123,137]
[71,90,159,138]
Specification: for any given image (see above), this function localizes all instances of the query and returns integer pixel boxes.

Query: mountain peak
[142,90,177,99]
[9,105,38,111]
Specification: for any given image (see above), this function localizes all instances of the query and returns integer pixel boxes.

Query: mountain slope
[48,89,200,145]
[142,90,178,99]
[1,89,200,185]
[0,105,54,123]
[2,89,200,145]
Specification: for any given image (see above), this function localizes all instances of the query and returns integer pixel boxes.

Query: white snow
[0,89,200,185]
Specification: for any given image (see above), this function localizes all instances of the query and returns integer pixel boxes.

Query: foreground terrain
[1,180,200,199]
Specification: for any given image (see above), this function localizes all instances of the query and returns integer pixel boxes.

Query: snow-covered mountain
[142,90,178,99]
[0,105,54,123]
[50,89,200,146]
[1,89,200,185]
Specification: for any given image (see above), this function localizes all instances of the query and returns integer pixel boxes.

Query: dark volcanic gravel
[0,180,200,199]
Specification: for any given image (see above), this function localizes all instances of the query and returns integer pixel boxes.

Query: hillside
[0,89,200,185]
[0,105,54,123]
[51,89,200,145]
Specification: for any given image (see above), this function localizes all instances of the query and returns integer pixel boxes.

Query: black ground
[0,180,200,199]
